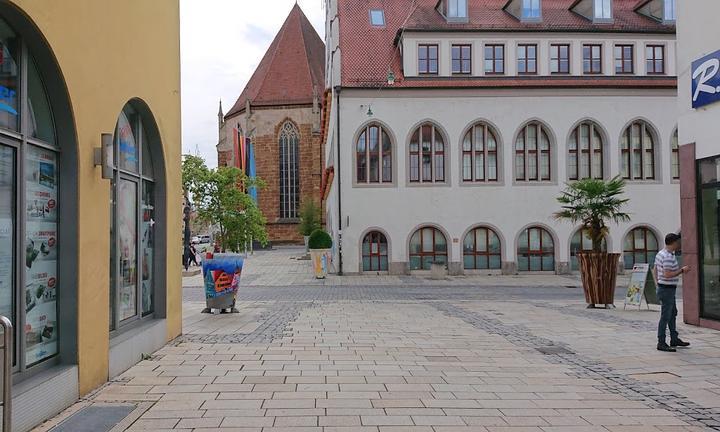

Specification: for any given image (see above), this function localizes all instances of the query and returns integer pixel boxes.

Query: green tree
[554,176,631,253]
[298,200,322,237]
[182,155,268,252]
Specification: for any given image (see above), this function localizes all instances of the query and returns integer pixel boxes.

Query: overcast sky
[180,0,325,167]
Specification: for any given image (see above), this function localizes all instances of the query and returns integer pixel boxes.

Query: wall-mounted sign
[692,49,720,109]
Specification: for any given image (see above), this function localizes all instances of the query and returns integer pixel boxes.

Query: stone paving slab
[34,249,714,432]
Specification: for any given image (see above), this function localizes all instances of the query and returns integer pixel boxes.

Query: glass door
[0,144,15,367]
[699,186,720,320]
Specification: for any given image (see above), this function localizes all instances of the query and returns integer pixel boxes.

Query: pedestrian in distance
[653,232,690,352]
[189,244,199,266]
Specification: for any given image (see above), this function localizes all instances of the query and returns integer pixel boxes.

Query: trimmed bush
[308,229,332,250]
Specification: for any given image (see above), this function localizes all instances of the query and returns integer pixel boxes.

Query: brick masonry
[219,105,323,244]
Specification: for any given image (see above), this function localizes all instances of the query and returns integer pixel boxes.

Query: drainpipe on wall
[335,86,343,275]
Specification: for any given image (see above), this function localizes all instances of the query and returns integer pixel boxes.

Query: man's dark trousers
[657,284,678,344]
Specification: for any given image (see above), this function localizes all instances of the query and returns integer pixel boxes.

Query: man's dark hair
[665,232,681,245]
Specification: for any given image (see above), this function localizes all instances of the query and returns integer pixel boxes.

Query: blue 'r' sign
[692,49,720,109]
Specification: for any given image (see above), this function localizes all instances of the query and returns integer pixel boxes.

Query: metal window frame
[484,44,505,75]
[614,44,634,74]
[519,227,554,271]
[463,227,502,270]
[697,156,720,320]
[279,121,300,219]
[418,44,439,75]
[357,124,392,185]
[646,44,665,75]
[462,123,498,183]
[517,44,538,75]
[109,107,157,335]
[451,44,472,75]
[621,121,655,181]
[516,122,551,182]
[361,231,388,271]
[0,36,64,376]
[623,227,658,268]
[569,122,603,180]
[410,124,445,184]
[550,44,570,74]
[409,227,448,270]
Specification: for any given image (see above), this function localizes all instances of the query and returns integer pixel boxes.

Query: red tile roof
[338,0,675,89]
[226,4,325,118]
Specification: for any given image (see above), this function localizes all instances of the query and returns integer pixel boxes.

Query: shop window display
[0,15,60,370]
[110,103,156,331]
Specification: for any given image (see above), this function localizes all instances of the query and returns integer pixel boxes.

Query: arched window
[462,123,499,182]
[463,227,501,270]
[570,228,608,271]
[515,121,551,181]
[409,227,448,270]
[279,121,300,218]
[356,123,392,184]
[623,227,659,269]
[671,129,679,180]
[110,102,160,330]
[621,120,656,180]
[518,227,555,271]
[409,123,445,183]
[569,121,603,180]
[362,231,388,271]
[0,15,65,369]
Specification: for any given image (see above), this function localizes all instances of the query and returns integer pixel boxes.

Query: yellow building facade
[0,1,182,430]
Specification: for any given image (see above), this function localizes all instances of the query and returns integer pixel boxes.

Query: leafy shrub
[308,229,332,250]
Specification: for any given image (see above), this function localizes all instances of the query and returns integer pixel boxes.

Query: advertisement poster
[624,264,657,309]
[25,259,57,364]
[25,145,58,364]
[118,179,137,320]
[25,221,58,267]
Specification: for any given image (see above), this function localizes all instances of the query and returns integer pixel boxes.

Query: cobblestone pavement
[36,249,719,432]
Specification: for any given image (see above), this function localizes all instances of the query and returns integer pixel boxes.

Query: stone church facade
[217,4,324,243]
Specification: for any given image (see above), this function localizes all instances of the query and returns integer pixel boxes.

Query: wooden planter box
[578,252,621,306]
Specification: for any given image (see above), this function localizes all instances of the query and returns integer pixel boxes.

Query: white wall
[677,0,720,158]
[333,88,679,273]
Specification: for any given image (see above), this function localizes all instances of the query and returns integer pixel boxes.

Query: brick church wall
[221,105,323,244]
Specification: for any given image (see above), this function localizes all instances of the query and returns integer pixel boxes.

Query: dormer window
[594,0,612,20]
[522,0,541,20]
[441,0,468,21]
[636,0,676,24]
[664,0,676,21]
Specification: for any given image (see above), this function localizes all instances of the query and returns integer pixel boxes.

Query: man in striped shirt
[653,233,690,352]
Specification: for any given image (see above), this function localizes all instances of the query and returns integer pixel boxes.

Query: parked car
[199,234,211,244]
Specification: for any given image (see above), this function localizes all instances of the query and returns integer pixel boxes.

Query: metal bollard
[0,316,12,432]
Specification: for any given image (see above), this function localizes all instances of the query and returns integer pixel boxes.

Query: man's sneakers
[657,343,676,352]
[671,338,691,347]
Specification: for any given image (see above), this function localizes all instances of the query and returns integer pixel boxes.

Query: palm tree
[555,176,631,308]
[555,176,631,251]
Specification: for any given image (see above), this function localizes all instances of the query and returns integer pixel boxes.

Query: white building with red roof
[322,0,679,275]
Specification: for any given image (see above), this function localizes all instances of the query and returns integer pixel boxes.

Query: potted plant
[308,229,332,279]
[555,176,630,308]
[298,200,321,252]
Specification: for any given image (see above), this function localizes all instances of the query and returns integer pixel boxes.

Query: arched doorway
[109,100,165,332]
[361,231,388,271]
